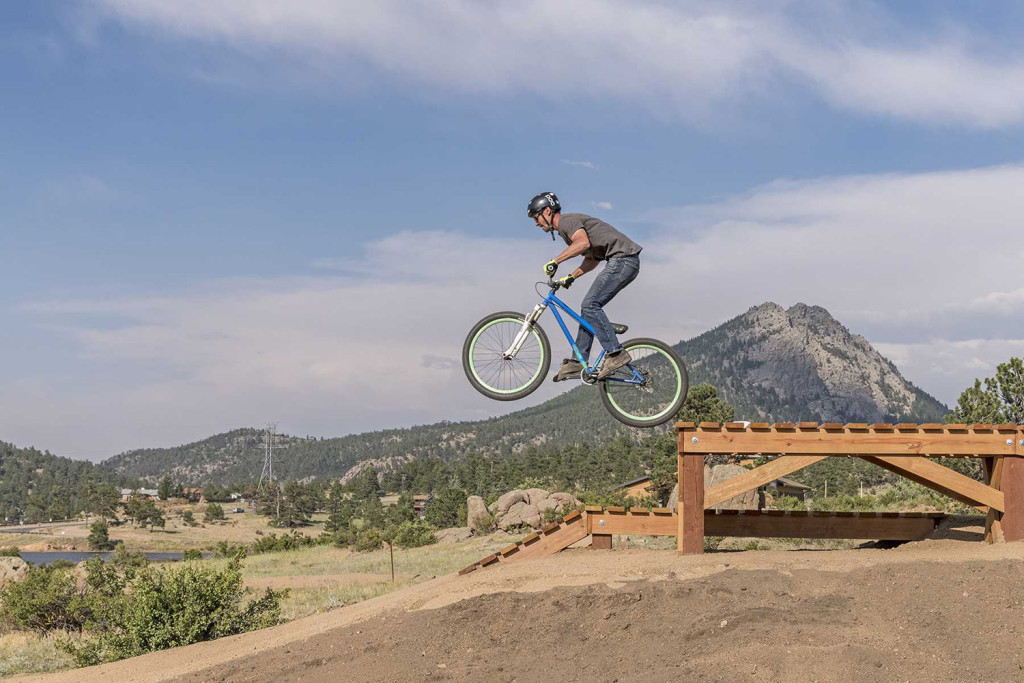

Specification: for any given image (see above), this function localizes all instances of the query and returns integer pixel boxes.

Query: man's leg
[576,256,640,362]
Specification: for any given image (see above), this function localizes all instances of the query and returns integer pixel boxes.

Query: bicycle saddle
[611,323,628,334]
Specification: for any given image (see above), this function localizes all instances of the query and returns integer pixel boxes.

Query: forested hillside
[0,442,132,524]
[104,302,948,485]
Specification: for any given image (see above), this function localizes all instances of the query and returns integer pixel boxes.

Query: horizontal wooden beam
[588,509,942,541]
[679,424,1019,457]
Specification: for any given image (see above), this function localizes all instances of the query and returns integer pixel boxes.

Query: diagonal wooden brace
[862,455,1004,512]
[703,455,827,509]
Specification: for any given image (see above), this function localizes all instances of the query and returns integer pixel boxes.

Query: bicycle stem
[502,302,548,359]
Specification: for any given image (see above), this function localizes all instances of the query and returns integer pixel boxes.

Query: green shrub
[204,503,225,524]
[0,546,21,558]
[181,510,198,527]
[249,532,318,555]
[109,544,149,570]
[0,564,87,634]
[88,520,116,551]
[423,488,467,529]
[354,528,383,552]
[213,541,247,558]
[63,553,286,666]
[772,495,806,511]
[390,520,437,549]
[182,549,203,561]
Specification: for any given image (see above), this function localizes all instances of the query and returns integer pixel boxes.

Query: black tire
[463,311,551,401]
[599,337,689,428]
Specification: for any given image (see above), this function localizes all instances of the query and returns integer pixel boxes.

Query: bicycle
[462,278,689,428]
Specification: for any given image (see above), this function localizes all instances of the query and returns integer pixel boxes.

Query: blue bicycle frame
[532,286,646,384]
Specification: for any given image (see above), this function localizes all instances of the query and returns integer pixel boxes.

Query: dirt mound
[184,560,1024,683]
[26,539,1024,683]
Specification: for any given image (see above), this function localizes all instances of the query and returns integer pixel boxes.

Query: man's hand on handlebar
[557,274,575,289]
[543,260,558,277]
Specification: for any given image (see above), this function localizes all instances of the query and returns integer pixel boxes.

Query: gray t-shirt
[556,213,642,261]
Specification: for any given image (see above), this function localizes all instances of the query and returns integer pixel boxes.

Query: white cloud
[10,163,1024,458]
[562,160,598,170]
[81,0,1024,127]
[595,202,614,211]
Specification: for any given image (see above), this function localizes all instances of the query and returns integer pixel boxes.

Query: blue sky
[5,1,1024,460]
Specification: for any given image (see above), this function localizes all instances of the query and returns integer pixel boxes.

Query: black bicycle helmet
[527,192,560,217]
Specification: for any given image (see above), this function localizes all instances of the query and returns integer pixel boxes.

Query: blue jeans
[574,255,640,362]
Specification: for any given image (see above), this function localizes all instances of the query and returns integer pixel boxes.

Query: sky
[6,1,1024,460]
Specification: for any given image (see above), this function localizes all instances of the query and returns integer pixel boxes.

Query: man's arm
[566,256,599,280]
[553,229,590,265]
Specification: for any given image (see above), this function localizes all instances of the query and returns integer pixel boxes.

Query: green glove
[557,274,575,289]
[543,260,558,277]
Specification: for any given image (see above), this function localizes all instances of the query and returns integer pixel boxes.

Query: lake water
[19,551,194,565]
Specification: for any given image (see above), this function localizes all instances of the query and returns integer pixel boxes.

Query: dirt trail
[21,537,1024,683]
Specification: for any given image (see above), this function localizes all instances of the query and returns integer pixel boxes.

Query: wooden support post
[678,452,705,555]
[591,534,612,550]
[984,457,1005,544]
[1001,455,1024,542]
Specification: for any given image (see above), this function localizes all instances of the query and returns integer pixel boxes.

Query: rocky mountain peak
[684,303,946,424]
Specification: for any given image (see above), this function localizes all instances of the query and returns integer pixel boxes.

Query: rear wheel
[599,337,688,427]
[463,311,551,401]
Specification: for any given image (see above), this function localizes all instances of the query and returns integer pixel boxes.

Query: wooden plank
[520,532,540,545]
[821,423,844,430]
[651,507,672,515]
[676,421,696,429]
[591,534,613,550]
[872,423,894,430]
[584,505,604,513]
[686,428,1015,456]
[797,422,819,429]
[703,455,826,508]
[1002,456,1024,542]
[479,554,499,567]
[724,422,747,429]
[984,457,1005,544]
[699,421,721,429]
[678,452,705,554]
[586,510,941,540]
[605,506,626,513]
[458,563,479,575]
[562,510,582,523]
[499,544,519,556]
[895,423,919,430]
[748,422,771,429]
[774,422,795,429]
[919,423,944,430]
[863,456,1004,512]
[541,521,560,534]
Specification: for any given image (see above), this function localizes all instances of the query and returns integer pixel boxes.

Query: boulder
[524,488,550,505]
[498,502,541,529]
[492,490,528,515]
[434,527,473,544]
[535,497,560,513]
[0,557,28,587]
[549,492,580,508]
[708,464,758,510]
[467,495,491,533]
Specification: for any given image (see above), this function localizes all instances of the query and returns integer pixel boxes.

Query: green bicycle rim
[605,344,683,422]
[468,318,546,394]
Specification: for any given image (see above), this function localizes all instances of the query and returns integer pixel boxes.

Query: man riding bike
[528,192,643,383]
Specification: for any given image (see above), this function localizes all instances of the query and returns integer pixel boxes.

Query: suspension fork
[503,302,548,359]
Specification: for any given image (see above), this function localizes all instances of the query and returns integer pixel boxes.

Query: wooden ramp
[459,510,587,575]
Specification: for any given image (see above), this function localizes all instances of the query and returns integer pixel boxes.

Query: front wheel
[599,338,688,428]
[463,311,551,401]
